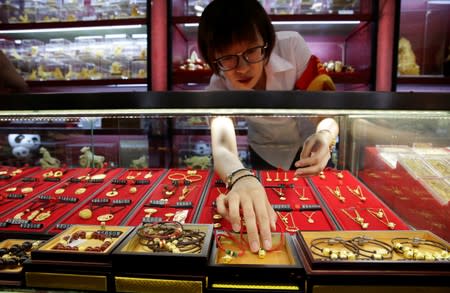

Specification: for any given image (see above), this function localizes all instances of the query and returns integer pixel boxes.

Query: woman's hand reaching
[215,174,277,253]
[294,130,333,177]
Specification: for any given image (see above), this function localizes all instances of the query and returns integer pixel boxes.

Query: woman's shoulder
[275,31,305,42]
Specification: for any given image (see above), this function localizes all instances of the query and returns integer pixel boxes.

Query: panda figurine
[8,134,41,159]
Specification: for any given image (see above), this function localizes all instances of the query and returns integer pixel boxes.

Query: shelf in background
[0,19,146,31]
[397,76,450,85]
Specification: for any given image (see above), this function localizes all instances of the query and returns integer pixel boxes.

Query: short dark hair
[198,0,276,75]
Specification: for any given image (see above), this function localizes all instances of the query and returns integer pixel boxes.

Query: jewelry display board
[308,169,410,231]
[0,239,42,287]
[124,169,211,227]
[296,230,450,271]
[208,232,303,292]
[48,168,165,234]
[0,168,123,238]
[24,225,133,291]
[360,145,450,242]
[196,171,337,233]
[113,223,212,274]
[295,230,450,293]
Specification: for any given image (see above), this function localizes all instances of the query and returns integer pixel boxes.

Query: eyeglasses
[213,43,268,71]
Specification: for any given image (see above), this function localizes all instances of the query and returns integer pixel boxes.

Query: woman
[198,0,338,253]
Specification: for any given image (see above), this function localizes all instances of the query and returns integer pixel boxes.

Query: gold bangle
[167,173,186,181]
[186,174,202,183]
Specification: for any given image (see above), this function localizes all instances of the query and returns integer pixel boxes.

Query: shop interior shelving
[0,2,150,93]
[394,0,450,92]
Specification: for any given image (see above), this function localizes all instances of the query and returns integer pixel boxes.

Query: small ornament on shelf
[178,51,210,71]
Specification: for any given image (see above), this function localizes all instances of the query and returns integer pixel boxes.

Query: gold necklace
[326,186,345,202]
[301,211,316,224]
[276,211,299,232]
[367,208,396,229]
[294,187,310,201]
[346,185,367,202]
[272,188,286,201]
[266,172,272,182]
[341,208,369,229]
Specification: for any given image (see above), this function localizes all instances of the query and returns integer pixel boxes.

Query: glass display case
[0,0,150,92]
[170,0,377,91]
[0,91,448,292]
[395,0,450,92]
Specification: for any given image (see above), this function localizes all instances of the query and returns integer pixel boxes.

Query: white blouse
[207,31,313,170]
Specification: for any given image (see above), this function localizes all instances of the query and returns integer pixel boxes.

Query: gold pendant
[13,211,24,219]
[97,213,114,222]
[106,189,118,197]
[144,208,157,217]
[54,170,63,177]
[79,208,92,219]
[27,209,41,221]
[90,174,106,180]
[54,188,65,195]
[21,187,34,194]
[43,171,54,178]
[75,187,87,195]
[35,211,51,221]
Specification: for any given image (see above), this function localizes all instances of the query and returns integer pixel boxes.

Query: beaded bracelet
[225,168,252,189]
[227,174,260,191]
[350,236,393,260]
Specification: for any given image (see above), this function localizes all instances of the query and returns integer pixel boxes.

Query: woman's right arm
[211,116,277,253]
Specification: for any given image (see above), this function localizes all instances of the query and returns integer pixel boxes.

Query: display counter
[0,90,448,292]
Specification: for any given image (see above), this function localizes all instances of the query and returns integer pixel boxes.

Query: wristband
[228,174,259,191]
[225,168,251,189]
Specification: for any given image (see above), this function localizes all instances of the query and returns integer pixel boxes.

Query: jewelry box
[295,230,450,293]
[24,224,133,292]
[207,231,304,292]
[0,239,42,287]
[112,223,213,293]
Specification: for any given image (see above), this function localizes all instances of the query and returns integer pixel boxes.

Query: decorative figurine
[79,146,105,168]
[39,147,60,168]
[130,155,149,169]
[398,37,420,75]
[183,155,211,170]
[8,133,41,159]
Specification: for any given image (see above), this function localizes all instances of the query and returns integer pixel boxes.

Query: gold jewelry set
[341,207,397,230]
[265,171,293,182]
[277,210,316,232]
[324,182,397,230]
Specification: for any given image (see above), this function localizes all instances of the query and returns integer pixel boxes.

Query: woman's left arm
[294,118,339,176]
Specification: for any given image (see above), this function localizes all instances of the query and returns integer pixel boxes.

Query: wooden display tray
[0,239,40,286]
[207,233,304,291]
[30,225,133,265]
[112,223,213,275]
[296,230,450,274]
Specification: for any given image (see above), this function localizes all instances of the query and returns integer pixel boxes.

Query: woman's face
[214,35,266,90]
